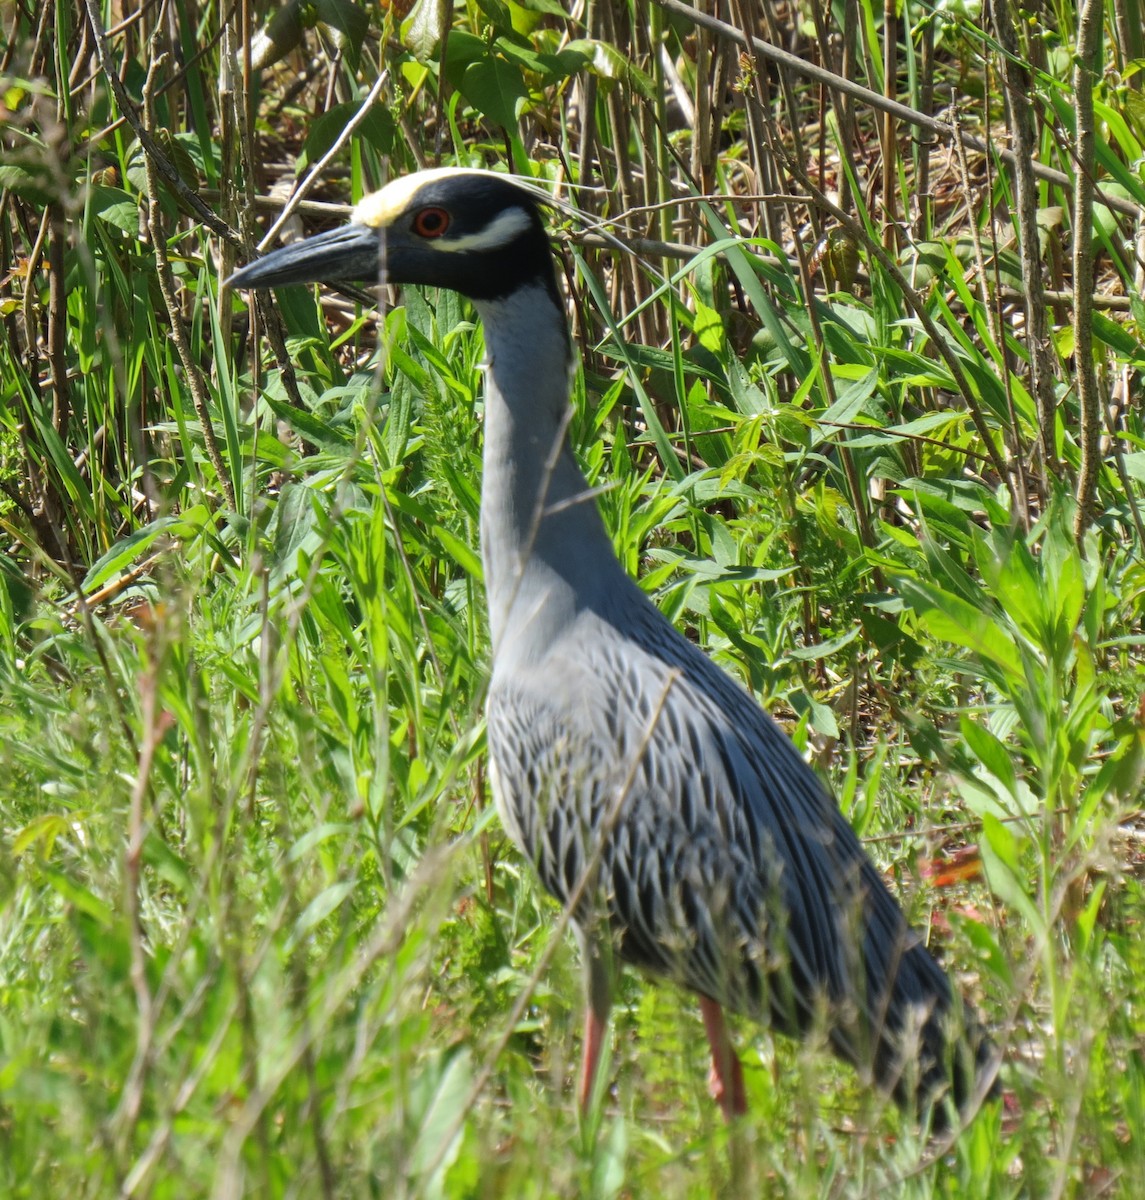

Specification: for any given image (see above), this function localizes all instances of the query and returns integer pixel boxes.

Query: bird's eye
[412,206,451,238]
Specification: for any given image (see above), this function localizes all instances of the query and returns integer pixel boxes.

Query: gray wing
[487,593,973,1108]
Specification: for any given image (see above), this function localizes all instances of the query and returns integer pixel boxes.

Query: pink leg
[575,929,612,1114]
[578,1004,609,1112]
[699,996,747,1120]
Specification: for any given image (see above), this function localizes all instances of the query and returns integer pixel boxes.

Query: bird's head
[227,168,558,304]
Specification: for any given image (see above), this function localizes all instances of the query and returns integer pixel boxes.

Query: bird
[229,167,996,1127]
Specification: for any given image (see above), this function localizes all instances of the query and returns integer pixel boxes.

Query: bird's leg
[699,996,747,1120]
[575,924,612,1113]
[578,1000,610,1111]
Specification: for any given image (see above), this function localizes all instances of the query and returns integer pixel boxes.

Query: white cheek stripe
[433,207,533,253]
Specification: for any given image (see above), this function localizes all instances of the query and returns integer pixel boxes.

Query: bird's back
[487,569,985,1113]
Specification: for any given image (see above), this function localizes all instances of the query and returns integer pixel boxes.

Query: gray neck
[473,284,621,658]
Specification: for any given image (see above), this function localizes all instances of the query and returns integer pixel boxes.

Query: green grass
[3,0,1145,1195]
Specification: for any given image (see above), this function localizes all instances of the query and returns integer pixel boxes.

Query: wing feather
[487,589,978,1108]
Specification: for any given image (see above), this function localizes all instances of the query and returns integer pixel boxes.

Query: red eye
[412,206,450,238]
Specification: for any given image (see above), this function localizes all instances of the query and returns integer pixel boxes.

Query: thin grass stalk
[217,9,241,307]
[599,3,646,347]
[576,1,600,190]
[880,0,898,248]
[728,4,767,184]
[649,4,676,303]
[729,0,776,243]
[636,3,670,349]
[913,2,934,241]
[142,54,234,509]
[950,100,1032,526]
[838,0,859,217]
[759,0,813,244]
[1071,0,1104,540]
[1112,0,1145,63]
[855,0,883,166]
[991,0,1060,491]
[45,202,71,541]
[806,0,852,232]
[687,15,717,205]
[109,652,162,1159]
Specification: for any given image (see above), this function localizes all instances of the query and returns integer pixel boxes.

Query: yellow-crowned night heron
[229,168,995,1125]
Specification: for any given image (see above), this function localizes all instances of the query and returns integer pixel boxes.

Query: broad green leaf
[403,0,451,60]
[899,578,1024,682]
[444,32,530,128]
[289,879,356,949]
[979,814,1043,934]
[960,716,1018,800]
[410,1050,473,1185]
[81,514,182,592]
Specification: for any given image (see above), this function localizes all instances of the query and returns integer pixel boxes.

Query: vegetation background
[2,0,1145,1195]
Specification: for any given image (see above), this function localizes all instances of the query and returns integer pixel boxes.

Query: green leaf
[11,813,72,858]
[289,880,356,949]
[0,162,54,204]
[564,38,653,95]
[300,101,395,171]
[817,368,878,432]
[898,578,1024,682]
[444,31,530,129]
[410,1050,474,1183]
[43,868,114,925]
[959,716,1018,800]
[783,623,862,662]
[91,185,139,235]
[264,391,353,449]
[886,411,967,439]
[141,832,193,894]
[1090,310,1143,358]
[1040,501,1085,651]
[81,510,209,592]
[315,0,370,64]
[951,912,1013,988]
[787,689,839,739]
[510,0,571,18]
[979,814,1042,934]
[252,0,305,70]
[433,525,482,579]
[494,36,592,84]
[1074,879,1107,955]
[403,0,451,61]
